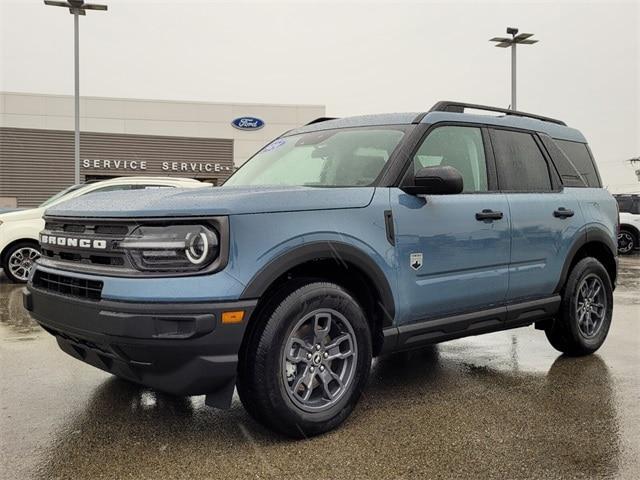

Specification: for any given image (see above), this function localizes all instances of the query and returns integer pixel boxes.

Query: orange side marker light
[221,310,245,324]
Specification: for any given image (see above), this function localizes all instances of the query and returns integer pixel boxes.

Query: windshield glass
[224,127,406,187]
[39,184,84,207]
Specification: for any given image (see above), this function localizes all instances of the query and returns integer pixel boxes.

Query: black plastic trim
[411,112,429,124]
[24,286,256,401]
[375,124,424,187]
[553,225,618,293]
[429,101,567,126]
[381,295,560,353]
[240,241,396,326]
[384,210,395,246]
[305,117,338,126]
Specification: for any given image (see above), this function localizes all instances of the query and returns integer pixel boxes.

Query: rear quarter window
[554,139,601,187]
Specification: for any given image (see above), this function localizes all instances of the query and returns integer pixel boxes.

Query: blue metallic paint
[391,189,511,323]
[47,185,376,217]
[505,189,585,301]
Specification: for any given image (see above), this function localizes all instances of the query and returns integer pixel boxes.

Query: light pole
[490,27,538,111]
[628,157,640,182]
[44,0,107,184]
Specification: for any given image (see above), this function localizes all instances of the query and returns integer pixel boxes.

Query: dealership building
[0,92,325,208]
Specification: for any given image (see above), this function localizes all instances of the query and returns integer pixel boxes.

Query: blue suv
[24,102,618,437]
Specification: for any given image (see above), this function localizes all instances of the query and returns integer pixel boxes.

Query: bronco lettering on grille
[40,235,107,250]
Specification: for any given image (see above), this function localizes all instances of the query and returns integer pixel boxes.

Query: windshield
[39,184,85,207]
[224,127,406,187]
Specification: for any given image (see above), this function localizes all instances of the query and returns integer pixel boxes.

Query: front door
[392,125,510,324]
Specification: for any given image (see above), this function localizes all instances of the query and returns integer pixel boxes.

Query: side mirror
[401,165,464,195]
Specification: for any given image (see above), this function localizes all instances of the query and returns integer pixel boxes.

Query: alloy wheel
[575,274,607,338]
[617,231,634,254]
[8,247,40,282]
[282,309,358,412]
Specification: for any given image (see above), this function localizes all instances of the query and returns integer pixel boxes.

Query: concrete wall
[0,92,325,166]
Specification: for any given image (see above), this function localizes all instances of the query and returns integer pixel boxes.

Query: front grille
[40,217,135,272]
[33,270,103,300]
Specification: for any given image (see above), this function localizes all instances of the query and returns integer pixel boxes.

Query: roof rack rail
[305,117,338,126]
[428,101,567,126]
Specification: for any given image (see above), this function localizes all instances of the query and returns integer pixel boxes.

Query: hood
[0,207,25,214]
[0,207,45,223]
[45,185,376,218]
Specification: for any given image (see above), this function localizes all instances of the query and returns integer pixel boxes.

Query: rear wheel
[545,257,613,356]
[237,282,372,437]
[2,241,40,283]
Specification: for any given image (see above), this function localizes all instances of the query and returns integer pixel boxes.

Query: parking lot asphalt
[1,257,638,480]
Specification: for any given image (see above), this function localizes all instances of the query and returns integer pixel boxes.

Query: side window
[130,185,174,190]
[84,184,175,195]
[554,139,601,187]
[410,126,488,192]
[86,185,133,194]
[491,129,552,192]
[538,134,586,187]
[616,196,639,214]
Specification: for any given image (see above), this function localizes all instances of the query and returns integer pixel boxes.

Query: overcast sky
[1,0,638,192]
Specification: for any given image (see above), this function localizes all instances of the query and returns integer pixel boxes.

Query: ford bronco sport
[24,101,618,437]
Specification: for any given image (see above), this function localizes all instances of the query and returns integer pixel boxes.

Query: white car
[615,194,640,255]
[0,177,211,283]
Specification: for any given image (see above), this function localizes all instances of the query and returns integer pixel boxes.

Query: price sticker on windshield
[263,139,286,152]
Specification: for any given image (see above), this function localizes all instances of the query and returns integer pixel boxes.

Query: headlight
[120,224,219,272]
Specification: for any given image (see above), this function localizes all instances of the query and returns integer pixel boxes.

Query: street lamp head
[490,29,538,47]
[43,0,107,14]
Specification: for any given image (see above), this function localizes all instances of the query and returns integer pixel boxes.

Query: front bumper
[23,285,257,406]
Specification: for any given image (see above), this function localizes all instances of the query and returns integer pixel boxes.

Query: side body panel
[506,188,585,301]
[572,188,619,245]
[618,212,640,230]
[0,210,45,257]
[391,188,510,324]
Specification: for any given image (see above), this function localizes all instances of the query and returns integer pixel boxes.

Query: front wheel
[545,257,613,356]
[237,282,372,438]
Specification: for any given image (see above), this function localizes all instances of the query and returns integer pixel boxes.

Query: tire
[237,282,372,438]
[2,241,40,283]
[617,228,636,255]
[545,257,613,356]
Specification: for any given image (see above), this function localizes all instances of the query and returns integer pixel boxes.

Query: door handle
[475,209,503,221]
[553,207,575,219]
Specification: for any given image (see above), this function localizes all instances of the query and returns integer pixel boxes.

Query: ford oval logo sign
[232,117,265,131]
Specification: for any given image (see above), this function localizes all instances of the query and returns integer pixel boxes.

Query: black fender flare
[554,224,618,293]
[240,241,396,327]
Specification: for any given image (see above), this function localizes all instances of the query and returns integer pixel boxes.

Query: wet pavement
[1,258,638,480]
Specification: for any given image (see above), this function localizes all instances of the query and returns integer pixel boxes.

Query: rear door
[392,124,510,323]
[489,128,584,301]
